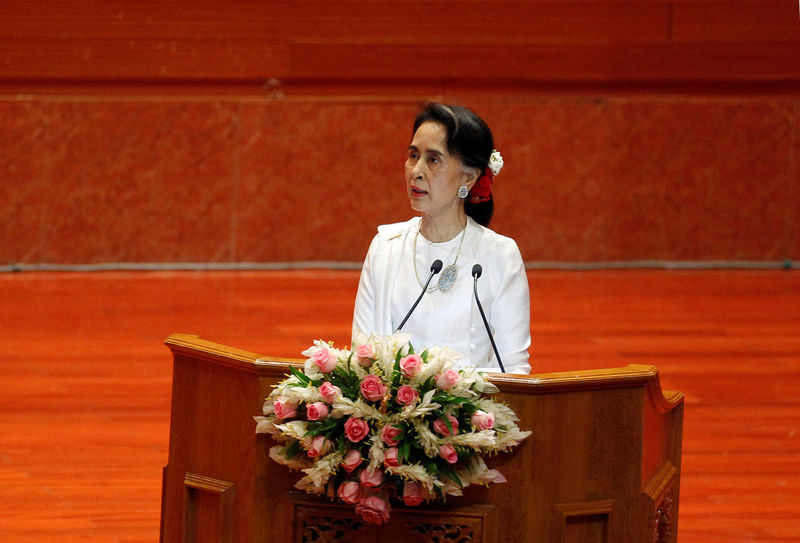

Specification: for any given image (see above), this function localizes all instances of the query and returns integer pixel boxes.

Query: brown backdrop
[2,1,799,265]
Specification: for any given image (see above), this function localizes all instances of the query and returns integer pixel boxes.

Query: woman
[352,103,531,374]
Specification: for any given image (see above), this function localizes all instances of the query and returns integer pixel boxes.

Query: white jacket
[352,217,531,374]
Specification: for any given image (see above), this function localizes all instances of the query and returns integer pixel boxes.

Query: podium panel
[160,334,683,543]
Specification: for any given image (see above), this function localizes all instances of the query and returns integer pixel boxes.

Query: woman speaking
[352,103,531,374]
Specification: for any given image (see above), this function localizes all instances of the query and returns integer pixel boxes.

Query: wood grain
[160,336,683,542]
[0,269,798,541]
[2,1,799,88]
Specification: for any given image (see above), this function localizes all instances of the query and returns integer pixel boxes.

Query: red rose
[311,349,338,373]
[380,424,402,447]
[306,402,329,421]
[399,354,423,378]
[433,414,459,436]
[435,370,460,390]
[396,385,419,406]
[337,481,361,504]
[470,410,495,430]
[307,435,330,458]
[383,447,400,468]
[319,382,341,403]
[273,398,298,420]
[355,343,376,368]
[356,495,390,525]
[342,449,363,473]
[403,481,423,506]
[438,444,458,464]
[360,374,387,402]
[358,467,384,488]
[344,417,370,443]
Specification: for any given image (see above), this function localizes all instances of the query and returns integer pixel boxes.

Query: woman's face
[405,121,473,221]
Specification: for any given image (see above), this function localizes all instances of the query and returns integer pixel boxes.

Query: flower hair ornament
[470,150,503,204]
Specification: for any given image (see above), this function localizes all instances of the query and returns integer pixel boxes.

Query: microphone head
[430,259,443,274]
[472,264,483,278]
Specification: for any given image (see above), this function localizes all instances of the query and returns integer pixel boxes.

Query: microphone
[472,264,506,373]
[395,259,443,332]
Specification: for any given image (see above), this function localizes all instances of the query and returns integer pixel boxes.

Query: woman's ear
[464,167,481,190]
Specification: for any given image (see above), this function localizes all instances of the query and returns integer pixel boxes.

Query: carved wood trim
[297,513,366,543]
[406,520,477,542]
[183,473,235,543]
[644,462,677,543]
[289,493,493,543]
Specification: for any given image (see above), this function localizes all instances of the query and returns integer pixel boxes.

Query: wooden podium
[160,334,683,543]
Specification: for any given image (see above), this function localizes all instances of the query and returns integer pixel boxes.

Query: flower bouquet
[254,332,531,525]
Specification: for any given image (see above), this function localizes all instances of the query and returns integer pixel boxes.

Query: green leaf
[438,463,463,487]
[282,439,302,459]
[304,417,340,437]
[399,439,411,462]
[389,348,405,386]
[426,460,439,476]
[432,392,471,405]
[290,366,311,386]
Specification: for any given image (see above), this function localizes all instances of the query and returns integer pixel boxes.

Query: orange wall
[1,1,799,265]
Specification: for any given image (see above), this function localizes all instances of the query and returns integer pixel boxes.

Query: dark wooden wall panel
[672,1,800,43]
[2,1,800,85]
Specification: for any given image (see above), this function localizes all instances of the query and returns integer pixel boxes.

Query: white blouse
[352,217,531,374]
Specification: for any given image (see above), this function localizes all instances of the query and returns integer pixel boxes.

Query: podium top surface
[164,333,683,411]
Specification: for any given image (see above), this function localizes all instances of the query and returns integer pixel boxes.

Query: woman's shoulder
[467,218,522,258]
[375,217,419,242]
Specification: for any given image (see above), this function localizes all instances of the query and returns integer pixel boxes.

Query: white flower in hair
[488,150,504,176]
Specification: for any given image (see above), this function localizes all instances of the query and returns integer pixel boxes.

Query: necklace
[414,220,468,293]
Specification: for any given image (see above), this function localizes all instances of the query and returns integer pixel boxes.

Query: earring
[457,185,469,199]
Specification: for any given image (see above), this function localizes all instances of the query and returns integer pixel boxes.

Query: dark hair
[412,102,495,226]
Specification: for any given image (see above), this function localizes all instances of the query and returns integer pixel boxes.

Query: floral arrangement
[255,332,531,525]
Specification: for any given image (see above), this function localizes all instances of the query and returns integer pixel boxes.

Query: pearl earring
[457,185,469,199]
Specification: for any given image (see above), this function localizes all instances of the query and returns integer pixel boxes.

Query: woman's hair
[412,102,495,226]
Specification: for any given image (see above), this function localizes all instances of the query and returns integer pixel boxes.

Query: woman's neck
[419,211,468,242]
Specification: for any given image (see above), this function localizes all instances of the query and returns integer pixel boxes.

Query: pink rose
[399,354,423,378]
[383,447,400,468]
[306,402,329,421]
[319,381,341,403]
[358,467,384,488]
[307,435,329,458]
[344,417,370,443]
[337,481,361,504]
[360,374,387,402]
[436,369,460,390]
[356,495,390,525]
[396,385,419,406]
[355,343,375,367]
[380,424,402,447]
[470,410,495,430]
[439,444,458,464]
[433,414,459,436]
[312,349,338,373]
[273,398,298,420]
[342,449,363,473]
[403,481,423,506]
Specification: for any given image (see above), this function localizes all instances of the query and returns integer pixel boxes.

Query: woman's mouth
[410,186,428,197]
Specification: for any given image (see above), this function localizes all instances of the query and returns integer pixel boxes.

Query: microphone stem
[473,276,506,373]
[395,269,437,332]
